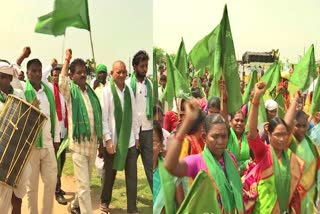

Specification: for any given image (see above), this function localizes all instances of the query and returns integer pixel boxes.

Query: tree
[153,46,166,66]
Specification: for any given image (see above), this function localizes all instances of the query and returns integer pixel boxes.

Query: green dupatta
[69,81,102,143]
[110,80,132,170]
[227,128,250,173]
[25,80,56,147]
[203,146,244,213]
[130,73,152,119]
[271,147,291,213]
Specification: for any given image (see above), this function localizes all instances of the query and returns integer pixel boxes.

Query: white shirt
[100,82,139,148]
[33,85,61,147]
[42,65,68,138]
[126,78,153,131]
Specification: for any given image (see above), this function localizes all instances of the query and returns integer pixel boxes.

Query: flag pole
[61,34,66,63]
[220,68,225,111]
[89,31,96,69]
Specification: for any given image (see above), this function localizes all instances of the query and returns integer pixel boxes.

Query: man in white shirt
[24,58,60,214]
[100,60,139,213]
[126,50,153,192]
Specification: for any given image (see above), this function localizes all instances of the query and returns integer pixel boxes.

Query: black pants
[100,146,138,212]
[55,147,66,194]
[138,129,153,192]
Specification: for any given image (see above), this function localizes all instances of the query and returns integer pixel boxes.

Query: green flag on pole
[162,54,191,109]
[242,70,258,104]
[289,44,317,92]
[208,5,243,113]
[35,0,91,36]
[174,38,189,80]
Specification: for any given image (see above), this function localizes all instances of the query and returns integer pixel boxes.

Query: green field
[63,153,152,213]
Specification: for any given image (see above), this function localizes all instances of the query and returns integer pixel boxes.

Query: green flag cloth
[161,54,191,109]
[289,44,317,92]
[260,61,281,99]
[35,0,91,36]
[189,25,220,77]
[153,51,159,106]
[274,92,285,118]
[174,38,189,80]
[310,77,320,115]
[208,5,243,114]
[242,70,258,104]
[177,170,221,214]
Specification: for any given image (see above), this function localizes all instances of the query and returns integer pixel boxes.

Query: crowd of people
[154,62,320,213]
[0,47,153,214]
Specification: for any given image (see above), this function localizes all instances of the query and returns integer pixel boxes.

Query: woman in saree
[165,99,244,213]
[247,81,304,214]
[288,110,320,213]
[227,111,251,175]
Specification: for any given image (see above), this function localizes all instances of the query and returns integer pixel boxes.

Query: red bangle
[65,58,71,63]
[174,134,184,141]
[251,100,259,106]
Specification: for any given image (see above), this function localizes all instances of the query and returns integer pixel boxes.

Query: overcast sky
[154,0,320,63]
[0,0,153,73]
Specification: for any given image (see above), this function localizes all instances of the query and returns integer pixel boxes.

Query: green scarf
[110,80,132,170]
[227,128,250,173]
[69,81,102,143]
[271,147,291,213]
[25,80,56,147]
[203,146,244,213]
[290,135,318,160]
[0,86,14,103]
[130,73,152,120]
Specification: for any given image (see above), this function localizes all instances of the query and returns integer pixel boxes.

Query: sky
[0,0,153,74]
[154,0,320,63]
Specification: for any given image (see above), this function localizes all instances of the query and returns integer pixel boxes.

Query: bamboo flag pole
[61,34,66,63]
[89,31,96,69]
[220,68,225,111]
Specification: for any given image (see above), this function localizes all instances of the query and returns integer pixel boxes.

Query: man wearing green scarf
[100,60,139,214]
[59,49,103,214]
[126,50,153,192]
[24,58,61,214]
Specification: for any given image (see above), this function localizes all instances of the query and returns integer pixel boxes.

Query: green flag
[35,0,91,36]
[153,51,159,106]
[162,54,191,109]
[242,70,258,104]
[189,25,220,75]
[290,44,317,92]
[274,92,285,118]
[260,61,281,98]
[177,170,221,214]
[208,5,243,113]
[174,38,189,80]
[310,77,320,115]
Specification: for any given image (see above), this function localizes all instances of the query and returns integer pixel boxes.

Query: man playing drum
[0,61,31,214]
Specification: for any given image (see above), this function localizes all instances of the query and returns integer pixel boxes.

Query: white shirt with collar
[100,82,139,148]
[126,77,153,131]
[23,83,60,148]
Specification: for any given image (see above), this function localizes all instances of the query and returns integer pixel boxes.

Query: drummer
[0,61,31,213]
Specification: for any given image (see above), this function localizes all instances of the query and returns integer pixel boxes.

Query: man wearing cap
[259,99,279,144]
[92,64,108,98]
[0,61,31,214]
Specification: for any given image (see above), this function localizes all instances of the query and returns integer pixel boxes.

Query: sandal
[100,203,110,214]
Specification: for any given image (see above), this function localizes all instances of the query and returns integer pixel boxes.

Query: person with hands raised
[59,49,103,214]
[246,81,304,214]
[165,99,244,213]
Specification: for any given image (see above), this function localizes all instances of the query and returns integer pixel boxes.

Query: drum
[0,95,47,188]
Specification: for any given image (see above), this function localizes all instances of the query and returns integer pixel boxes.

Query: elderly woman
[246,81,304,213]
[165,99,244,213]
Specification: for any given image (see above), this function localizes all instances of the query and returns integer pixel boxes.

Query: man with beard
[126,50,153,192]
